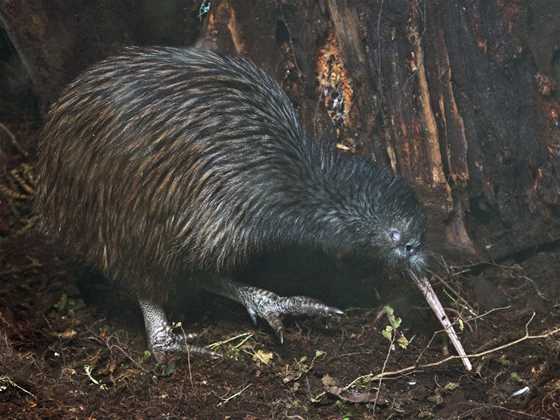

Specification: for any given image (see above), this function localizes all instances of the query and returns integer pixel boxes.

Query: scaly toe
[280,295,344,318]
[261,312,285,343]
[149,327,221,362]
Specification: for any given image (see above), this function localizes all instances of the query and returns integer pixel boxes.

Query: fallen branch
[410,272,472,371]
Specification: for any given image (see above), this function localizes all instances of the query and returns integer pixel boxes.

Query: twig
[107,343,149,374]
[84,365,102,386]
[467,305,512,322]
[440,306,474,333]
[0,375,36,399]
[313,313,560,402]
[455,402,550,420]
[177,323,194,388]
[216,383,252,407]
[428,268,477,317]
[0,122,28,158]
[519,275,549,302]
[373,328,393,412]
[208,332,254,350]
[410,272,472,370]
[87,330,149,373]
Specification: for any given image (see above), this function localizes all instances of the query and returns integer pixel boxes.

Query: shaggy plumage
[35,47,425,305]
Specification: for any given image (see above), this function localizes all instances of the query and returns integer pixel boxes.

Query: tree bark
[1,0,559,261]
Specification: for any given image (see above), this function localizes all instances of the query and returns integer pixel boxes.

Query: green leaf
[444,382,459,391]
[252,349,274,365]
[397,334,409,349]
[382,325,393,341]
[391,316,402,329]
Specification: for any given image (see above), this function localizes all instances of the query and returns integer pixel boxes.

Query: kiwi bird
[35,47,426,361]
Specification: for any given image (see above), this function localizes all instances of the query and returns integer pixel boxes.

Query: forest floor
[1,119,560,419]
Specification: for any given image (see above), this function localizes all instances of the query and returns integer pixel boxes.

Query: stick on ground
[409,271,472,371]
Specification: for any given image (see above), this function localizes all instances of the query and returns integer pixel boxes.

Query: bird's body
[35,47,426,359]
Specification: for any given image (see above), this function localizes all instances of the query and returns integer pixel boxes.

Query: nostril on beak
[405,244,415,256]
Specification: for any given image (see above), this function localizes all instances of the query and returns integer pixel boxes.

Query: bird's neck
[262,143,360,255]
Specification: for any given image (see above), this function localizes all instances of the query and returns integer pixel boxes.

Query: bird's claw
[240,289,343,343]
[149,326,221,363]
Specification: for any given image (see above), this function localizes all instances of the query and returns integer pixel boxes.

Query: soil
[1,119,560,419]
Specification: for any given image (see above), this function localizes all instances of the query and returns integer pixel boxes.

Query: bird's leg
[201,277,343,343]
[138,298,219,362]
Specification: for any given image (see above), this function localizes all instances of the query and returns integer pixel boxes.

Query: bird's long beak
[408,270,472,371]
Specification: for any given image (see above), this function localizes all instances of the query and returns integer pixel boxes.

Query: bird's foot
[138,299,220,363]
[237,286,344,344]
[149,324,221,363]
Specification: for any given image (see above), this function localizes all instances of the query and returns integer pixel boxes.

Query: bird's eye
[405,243,414,255]
[389,229,401,243]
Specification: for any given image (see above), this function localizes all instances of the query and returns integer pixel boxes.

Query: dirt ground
[1,119,560,419]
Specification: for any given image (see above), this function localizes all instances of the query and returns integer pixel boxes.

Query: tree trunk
[1,0,559,261]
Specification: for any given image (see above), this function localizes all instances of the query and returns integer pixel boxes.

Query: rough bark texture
[1,0,559,261]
